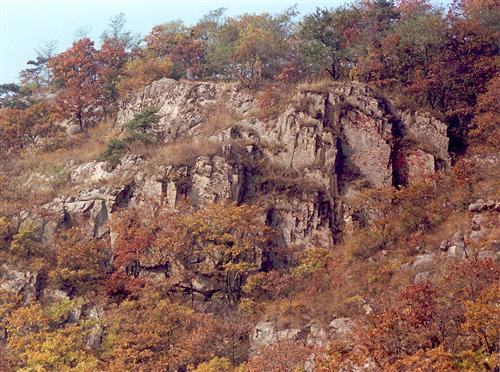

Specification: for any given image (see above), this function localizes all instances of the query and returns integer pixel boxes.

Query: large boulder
[0,265,46,303]
[400,110,450,168]
[250,321,303,355]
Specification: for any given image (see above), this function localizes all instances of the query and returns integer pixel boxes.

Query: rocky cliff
[2,78,454,297]
[51,79,450,248]
[4,79,500,367]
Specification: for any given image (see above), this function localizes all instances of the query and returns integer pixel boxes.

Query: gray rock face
[0,265,45,303]
[412,253,435,270]
[115,78,252,142]
[447,232,467,258]
[70,155,143,186]
[403,149,436,184]
[40,79,451,275]
[469,199,487,212]
[329,317,355,337]
[190,155,244,205]
[414,271,431,283]
[250,321,302,355]
[339,110,392,188]
[400,111,450,168]
[250,317,355,355]
[86,305,105,349]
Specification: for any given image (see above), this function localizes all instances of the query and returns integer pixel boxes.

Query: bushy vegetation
[0,0,498,370]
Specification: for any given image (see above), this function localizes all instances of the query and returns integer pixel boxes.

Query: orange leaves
[102,290,224,371]
[110,207,178,271]
[462,283,500,353]
[244,340,313,372]
[469,73,500,153]
[0,100,59,151]
[110,202,272,302]
[349,258,500,369]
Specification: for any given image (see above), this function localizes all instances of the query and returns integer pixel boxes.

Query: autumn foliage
[0,2,499,371]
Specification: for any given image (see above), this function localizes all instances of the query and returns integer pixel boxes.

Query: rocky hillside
[41,78,450,247]
[1,78,498,371]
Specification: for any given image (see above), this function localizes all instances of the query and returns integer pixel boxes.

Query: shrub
[97,138,128,166]
[292,247,330,279]
[193,356,233,372]
[117,56,174,99]
[126,106,160,133]
[255,86,290,120]
[124,106,159,145]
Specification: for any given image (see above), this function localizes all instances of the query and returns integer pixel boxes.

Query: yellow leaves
[117,56,174,99]
[291,247,330,279]
[182,202,271,278]
[102,289,223,371]
[192,356,233,372]
[10,221,42,259]
[4,301,98,371]
[462,283,500,353]
[0,216,9,250]
[389,346,455,371]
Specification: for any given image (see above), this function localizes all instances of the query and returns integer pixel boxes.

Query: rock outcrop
[31,79,452,289]
[115,78,253,141]
[250,317,355,355]
[0,265,46,303]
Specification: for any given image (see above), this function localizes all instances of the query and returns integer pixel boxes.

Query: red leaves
[398,282,437,328]
[50,38,103,130]
[145,24,206,79]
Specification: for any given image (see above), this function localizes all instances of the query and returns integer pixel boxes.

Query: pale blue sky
[0,0,450,84]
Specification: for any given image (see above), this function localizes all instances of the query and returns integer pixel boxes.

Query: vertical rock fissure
[325,95,344,244]
[390,117,406,188]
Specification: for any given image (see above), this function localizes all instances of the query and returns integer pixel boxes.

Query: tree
[111,202,272,302]
[462,283,500,355]
[299,7,360,79]
[0,83,30,109]
[358,4,447,89]
[229,9,297,87]
[50,227,110,296]
[441,17,498,153]
[102,290,224,370]
[469,73,500,153]
[100,13,140,52]
[0,107,23,151]
[19,40,58,90]
[178,202,272,302]
[50,38,103,131]
[98,38,129,106]
[0,101,60,152]
[116,54,174,99]
[145,20,206,79]
[5,302,98,370]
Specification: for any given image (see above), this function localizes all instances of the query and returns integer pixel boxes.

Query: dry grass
[251,86,293,121]
[199,103,243,136]
[146,139,223,167]
[297,76,333,92]
[16,119,113,172]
